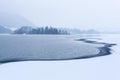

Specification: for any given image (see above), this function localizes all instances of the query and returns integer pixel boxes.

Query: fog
[0,0,120,31]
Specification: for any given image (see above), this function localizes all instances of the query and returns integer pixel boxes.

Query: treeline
[14,26,68,35]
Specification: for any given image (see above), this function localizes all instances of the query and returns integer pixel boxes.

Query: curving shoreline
[0,38,116,64]
[75,39,116,59]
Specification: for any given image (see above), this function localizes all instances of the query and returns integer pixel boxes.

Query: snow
[0,34,119,80]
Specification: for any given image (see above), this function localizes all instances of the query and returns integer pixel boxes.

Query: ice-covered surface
[0,34,119,80]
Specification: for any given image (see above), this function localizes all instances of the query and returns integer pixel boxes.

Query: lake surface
[0,34,112,63]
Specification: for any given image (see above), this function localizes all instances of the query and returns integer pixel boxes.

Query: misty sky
[0,0,120,31]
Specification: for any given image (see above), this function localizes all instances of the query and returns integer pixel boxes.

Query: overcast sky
[0,0,120,31]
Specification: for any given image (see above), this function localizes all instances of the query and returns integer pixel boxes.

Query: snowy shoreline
[0,34,119,80]
[76,39,116,59]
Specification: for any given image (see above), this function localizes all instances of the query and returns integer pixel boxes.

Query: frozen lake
[0,34,113,63]
[0,34,119,80]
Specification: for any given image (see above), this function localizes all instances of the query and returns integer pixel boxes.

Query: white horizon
[0,0,120,32]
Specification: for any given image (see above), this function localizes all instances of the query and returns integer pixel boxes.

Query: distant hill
[14,26,68,35]
[0,12,35,28]
[0,25,11,34]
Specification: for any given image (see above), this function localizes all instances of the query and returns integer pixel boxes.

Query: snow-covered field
[0,34,119,80]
